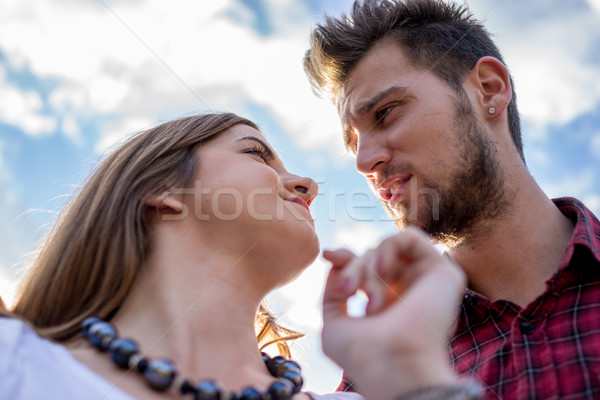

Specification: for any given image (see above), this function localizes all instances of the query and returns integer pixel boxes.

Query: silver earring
[488,106,496,115]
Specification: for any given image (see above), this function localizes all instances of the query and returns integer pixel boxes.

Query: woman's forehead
[221,123,267,142]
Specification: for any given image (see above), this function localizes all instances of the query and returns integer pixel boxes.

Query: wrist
[348,350,456,400]
[393,379,484,400]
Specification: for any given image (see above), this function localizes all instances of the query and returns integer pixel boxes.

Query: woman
[0,112,477,400]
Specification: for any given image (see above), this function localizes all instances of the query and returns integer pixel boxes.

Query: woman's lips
[289,197,310,212]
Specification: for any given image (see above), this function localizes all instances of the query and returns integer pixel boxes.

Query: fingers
[322,247,398,315]
[322,248,355,270]
[322,248,360,320]
[322,247,384,320]
[323,228,458,316]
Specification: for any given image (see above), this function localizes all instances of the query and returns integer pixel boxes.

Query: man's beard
[383,93,511,247]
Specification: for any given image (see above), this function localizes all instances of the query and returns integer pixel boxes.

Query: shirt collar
[553,197,600,265]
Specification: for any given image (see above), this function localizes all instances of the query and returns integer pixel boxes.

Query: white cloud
[508,47,600,126]
[334,222,390,254]
[588,0,600,14]
[0,66,56,136]
[0,0,346,156]
[95,115,156,154]
[468,0,600,128]
[61,113,81,144]
[1,0,599,156]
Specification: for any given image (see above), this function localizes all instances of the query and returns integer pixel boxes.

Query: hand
[321,227,466,400]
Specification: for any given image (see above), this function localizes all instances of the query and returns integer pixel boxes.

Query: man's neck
[447,178,574,308]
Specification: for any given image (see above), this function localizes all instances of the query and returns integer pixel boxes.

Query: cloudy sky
[1,0,599,394]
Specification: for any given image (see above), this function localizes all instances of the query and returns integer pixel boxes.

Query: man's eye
[375,106,394,124]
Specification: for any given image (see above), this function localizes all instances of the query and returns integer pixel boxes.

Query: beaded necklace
[82,317,304,400]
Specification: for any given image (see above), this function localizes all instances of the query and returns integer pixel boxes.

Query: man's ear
[145,192,184,215]
[469,56,512,119]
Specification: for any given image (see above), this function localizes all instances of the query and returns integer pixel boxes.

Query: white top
[0,318,363,400]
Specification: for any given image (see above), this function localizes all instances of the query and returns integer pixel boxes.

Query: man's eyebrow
[342,86,409,149]
[236,136,275,159]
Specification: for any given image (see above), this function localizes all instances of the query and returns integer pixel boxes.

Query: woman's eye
[244,148,272,163]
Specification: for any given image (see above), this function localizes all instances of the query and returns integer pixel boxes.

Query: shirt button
[520,321,535,335]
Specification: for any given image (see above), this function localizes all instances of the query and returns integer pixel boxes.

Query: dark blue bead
[81,317,102,338]
[281,370,303,393]
[238,387,263,400]
[282,360,301,373]
[267,356,287,377]
[108,338,139,368]
[194,379,222,400]
[268,379,294,400]
[144,359,176,391]
[87,321,117,350]
[261,352,271,365]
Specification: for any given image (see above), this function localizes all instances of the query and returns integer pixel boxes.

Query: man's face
[338,39,509,245]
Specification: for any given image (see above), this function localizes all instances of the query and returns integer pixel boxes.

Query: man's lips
[377,174,412,203]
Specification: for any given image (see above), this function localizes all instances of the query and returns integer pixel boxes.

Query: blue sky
[1,0,599,394]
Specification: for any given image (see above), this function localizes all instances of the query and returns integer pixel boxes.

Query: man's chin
[390,203,430,230]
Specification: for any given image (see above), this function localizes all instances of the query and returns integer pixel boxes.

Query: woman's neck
[111,244,274,389]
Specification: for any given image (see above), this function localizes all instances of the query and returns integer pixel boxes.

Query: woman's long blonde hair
[7,112,300,354]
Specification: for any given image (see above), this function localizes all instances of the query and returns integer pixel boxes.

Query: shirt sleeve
[0,318,134,400]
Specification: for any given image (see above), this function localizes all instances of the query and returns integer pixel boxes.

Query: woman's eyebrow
[236,136,276,159]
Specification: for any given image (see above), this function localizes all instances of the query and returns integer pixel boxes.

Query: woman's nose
[285,175,318,206]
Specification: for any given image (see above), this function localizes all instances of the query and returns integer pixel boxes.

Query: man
[304,0,600,399]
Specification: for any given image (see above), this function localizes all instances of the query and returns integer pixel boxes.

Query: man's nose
[355,135,391,177]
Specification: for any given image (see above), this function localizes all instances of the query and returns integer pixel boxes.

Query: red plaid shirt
[450,197,600,399]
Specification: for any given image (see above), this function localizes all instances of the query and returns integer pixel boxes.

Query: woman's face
[185,124,320,281]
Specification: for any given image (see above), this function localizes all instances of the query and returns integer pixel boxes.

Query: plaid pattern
[450,197,600,399]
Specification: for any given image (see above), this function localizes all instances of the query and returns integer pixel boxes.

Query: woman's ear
[469,56,512,120]
[145,192,185,217]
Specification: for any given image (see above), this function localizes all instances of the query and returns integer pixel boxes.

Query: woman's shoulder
[0,317,51,365]
[0,317,134,400]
